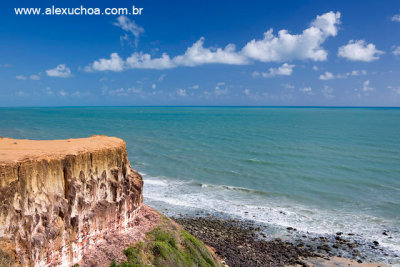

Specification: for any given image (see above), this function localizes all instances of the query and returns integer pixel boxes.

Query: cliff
[0,136,143,266]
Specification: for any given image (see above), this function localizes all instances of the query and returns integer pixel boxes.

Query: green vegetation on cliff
[110,217,222,267]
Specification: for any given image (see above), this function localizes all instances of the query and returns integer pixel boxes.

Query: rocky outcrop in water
[0,136,143,266]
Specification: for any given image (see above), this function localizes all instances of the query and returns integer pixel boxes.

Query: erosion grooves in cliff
[0,136,143,266]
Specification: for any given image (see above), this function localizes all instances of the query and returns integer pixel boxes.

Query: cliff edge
[0,136,143,266]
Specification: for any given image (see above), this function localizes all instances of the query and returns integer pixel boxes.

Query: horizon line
[0,105,400,109]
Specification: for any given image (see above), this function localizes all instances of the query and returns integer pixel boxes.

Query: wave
[198,183,270,196]
[141,175,400,264]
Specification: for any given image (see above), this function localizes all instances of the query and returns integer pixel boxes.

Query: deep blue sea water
[0,107,399,264]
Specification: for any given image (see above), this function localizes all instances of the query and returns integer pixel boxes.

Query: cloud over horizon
[46,64,72,78]
[338,40,384,62]
[85,11,341,72]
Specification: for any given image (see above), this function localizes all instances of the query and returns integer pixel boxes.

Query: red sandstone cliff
[0,136,143,266]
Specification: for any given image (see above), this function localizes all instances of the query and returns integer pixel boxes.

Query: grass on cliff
[110,217,222,267]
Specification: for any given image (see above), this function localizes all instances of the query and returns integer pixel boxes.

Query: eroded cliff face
[0,136,143,266]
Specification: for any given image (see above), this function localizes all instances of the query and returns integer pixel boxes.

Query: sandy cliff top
[0,135,125,164]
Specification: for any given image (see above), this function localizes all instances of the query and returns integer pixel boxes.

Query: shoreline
[173,215,391,267]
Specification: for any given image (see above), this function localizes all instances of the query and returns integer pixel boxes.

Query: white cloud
[16,91,28,97]
[282,83,295,89]
[244,89,251,96]
[176,88,187,97]
[392,46,400,56]
[108,87,142,96]
[312,65,319,71]
[319,70,367,80]
[254,63,295,78]
[59,90,67,97]
[388,86,400,95]
[392,14,400,22]
[214,87,228,96]
[338,40,384,62]
[152,83,157,89]
[86,53,124,72]
[30,74,40,80]
[242,11,341,62]
[16,75,27,80]
[125,52,175,69]
[355,80,374,97]
[158,74,167,82]
[173,38,249,66]
[361,80,374,93]
[299,87,313,94]
[322,85,334,98]
[46,64,72,78]
[319,71,334,80]
[188,84,199,89]
[16,74,41,80]
[348,70,367,76]
[86,11,340,72]
[113,15,144,47]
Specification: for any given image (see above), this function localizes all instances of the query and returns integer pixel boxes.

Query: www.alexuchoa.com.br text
[14,5,143,16]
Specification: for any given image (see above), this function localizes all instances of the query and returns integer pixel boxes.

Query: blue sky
[1,0,400,106]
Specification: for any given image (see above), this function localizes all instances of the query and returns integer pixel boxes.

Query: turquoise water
[1,107,399,263]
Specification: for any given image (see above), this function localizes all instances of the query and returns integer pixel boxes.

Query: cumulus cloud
[299,87,313,94]
[85,53,124,72]
[108,87,142,96]
[338,40,384,62]
[113,15,144,47]
[16,91,28,97]
[30,74,40,80]
[46,64,72,78]
[361,80,373,92]
[205,82,229,97]
[59,90,67,97]
[242,11,341,62]
[282,83,295,89]
[356,80,374,96]
[392,14,400,22]
[388,85,400,95]
[319,71,334,80]
[188,84,199,89]
[392,46,400,56]
[86,38,248,72]
[86,11,340,72]
[322,85,334,98]
[173,38,249,66]
[16,75,27,80]
[16,74,41,80]
[253,63,295,78]
[176,88,187,97]
[319,70,367,80]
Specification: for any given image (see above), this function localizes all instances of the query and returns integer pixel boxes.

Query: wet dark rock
[336,232,343,236]
[174,217,316,267]
[373,241,379,246]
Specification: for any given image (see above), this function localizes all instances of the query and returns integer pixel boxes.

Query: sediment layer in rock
[0,136,143,266]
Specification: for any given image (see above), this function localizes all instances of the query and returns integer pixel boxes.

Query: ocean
[1,107,399,265]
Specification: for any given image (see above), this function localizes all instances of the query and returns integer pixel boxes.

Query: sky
[1,0,400,106]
